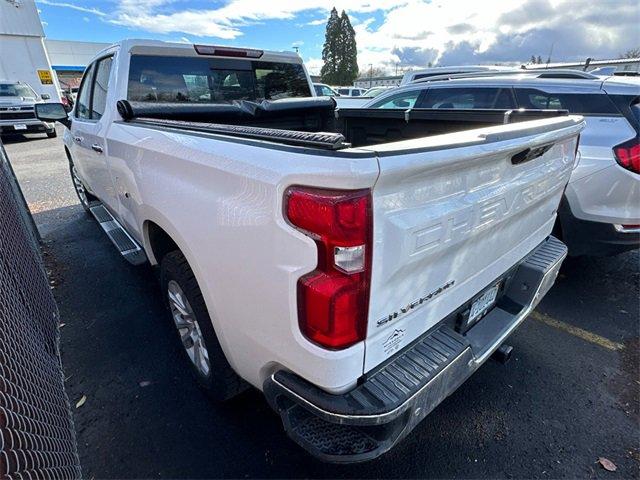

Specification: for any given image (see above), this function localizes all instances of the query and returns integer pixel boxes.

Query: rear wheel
[160,250,246,402]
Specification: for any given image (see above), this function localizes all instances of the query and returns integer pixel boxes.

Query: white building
[0,0,61,100]
[45,39,110,90]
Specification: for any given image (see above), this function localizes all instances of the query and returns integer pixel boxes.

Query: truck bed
[116,98,567,150]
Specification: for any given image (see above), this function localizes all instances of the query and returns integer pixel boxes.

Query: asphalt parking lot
[3,127,639,479]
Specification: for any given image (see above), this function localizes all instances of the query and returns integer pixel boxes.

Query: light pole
[368,63,373,88]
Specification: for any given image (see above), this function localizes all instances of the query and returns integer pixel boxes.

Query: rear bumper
[264,236,567,463]
[558,197,640,256]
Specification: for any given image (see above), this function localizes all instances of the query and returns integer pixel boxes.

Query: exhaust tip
[491,344,513,364]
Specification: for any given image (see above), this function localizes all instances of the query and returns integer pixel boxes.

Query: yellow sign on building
[37,70,53,85]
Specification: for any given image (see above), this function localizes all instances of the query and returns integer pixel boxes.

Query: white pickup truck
[36,39,584,463]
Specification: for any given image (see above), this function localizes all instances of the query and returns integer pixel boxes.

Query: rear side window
[419,87,516,109]
[630,98,640,125]
[127,55,311,103]
[352,90,361,97]
[91,57,113,120]
[514,89,618,114]
[338,88,350,95]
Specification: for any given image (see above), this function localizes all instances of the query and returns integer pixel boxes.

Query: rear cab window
[127,55,311,103]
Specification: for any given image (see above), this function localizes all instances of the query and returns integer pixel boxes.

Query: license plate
[469,284,500,324]
[13,124,27,130]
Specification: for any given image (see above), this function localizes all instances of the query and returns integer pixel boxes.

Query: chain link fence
[0,141,81,479]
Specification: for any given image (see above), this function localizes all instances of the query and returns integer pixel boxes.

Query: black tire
[68,159,96,213]
[46,129,57,138]
[160,250,247,402]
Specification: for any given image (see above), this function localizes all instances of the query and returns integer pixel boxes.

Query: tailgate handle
[511,144,553,165]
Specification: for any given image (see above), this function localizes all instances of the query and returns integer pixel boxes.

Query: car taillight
[613,137,640,174]
[285,187,372,350]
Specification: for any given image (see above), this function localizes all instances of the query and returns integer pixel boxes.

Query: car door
[70,55,118,210]
[68,62,95,191]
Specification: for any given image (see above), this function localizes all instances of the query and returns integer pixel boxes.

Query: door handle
[91,144,103,154]
[73,136,83,143]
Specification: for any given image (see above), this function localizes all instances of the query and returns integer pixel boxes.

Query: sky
[36,0,640,75]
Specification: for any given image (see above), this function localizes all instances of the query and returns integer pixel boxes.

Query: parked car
[363,72,640,256]
[0,81,57,138]
[313,83,340,96]
[36,39,583,462]
[399,65,512,85]
[335,86,367,96]
[362,85,395,97]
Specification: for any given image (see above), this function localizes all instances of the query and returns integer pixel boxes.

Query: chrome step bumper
[89,204,147,265]
[264,236,567,463]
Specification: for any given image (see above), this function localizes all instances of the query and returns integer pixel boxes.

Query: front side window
[75,63,95,120]
[91,57,113,120]
[419,87,516,109]
[371,90,422,109]
[127,55,311,103]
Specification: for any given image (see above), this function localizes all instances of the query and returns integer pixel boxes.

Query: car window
[352,90,361,97]
[128,55,311,103]
[514,89,618,114]
[371,90,422,109]
[338,88,350,95]
[75,63,95,120]
[0,83,37,98]
[91,56,113,120]
[419,87,515,109]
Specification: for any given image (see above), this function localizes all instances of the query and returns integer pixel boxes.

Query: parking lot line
[530,311,625,351]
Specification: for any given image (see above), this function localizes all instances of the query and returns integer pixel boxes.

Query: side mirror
[35,103,71,129]
[41,93,51,100]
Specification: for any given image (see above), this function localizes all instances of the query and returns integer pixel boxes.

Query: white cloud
[37,0,106,17]
[305,57,324,75]
[36,0,640,71]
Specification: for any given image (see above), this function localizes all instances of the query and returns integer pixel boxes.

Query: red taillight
[286,187,372,349]
[613,137,640,174]
[193,44,263,58]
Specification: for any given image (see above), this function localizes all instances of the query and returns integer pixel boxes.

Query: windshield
[128,55,311,103]
[0,83,37,98]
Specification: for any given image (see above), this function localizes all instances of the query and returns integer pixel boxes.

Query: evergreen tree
[530,55,537,64]
[320,8,359,85]
[320,8,340,84]
[337,10,359,85]
[537,55,543,64]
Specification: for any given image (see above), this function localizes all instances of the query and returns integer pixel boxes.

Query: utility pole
[369,63,373,88]
[292,46,299,54]
[395,62,400,76]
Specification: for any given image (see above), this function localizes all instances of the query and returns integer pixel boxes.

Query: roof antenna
[545,42,554,69]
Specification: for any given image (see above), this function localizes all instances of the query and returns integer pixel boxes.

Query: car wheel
[160,250,247,402]
[46,128,57,138]
[68,161,96,213]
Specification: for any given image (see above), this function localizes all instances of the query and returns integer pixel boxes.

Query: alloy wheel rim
[167,280,211,377]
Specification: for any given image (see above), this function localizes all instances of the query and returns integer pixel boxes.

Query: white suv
[363,73,640,256]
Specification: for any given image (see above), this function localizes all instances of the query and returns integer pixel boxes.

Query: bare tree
[619,47,640,59]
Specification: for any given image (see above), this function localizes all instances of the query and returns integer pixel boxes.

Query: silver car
[0,81,57,138]
[364,72,640,256]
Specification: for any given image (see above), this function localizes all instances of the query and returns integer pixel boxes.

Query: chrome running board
[89,204,147,265]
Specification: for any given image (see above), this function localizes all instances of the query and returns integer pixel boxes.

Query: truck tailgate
[365,116,584,372]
